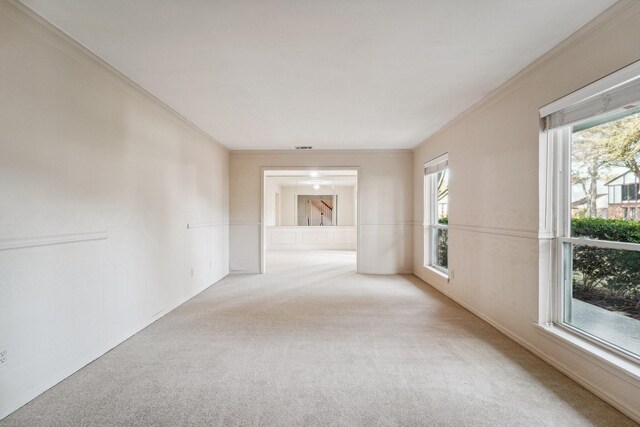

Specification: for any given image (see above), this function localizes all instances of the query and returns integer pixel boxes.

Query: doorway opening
[261,168,359,274]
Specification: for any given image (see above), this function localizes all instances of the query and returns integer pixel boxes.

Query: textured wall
[413,1,640,421]
[0,3,229,418]
[230,151,412,274]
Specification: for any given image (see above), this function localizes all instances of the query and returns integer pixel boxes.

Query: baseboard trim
[229,269,259,274]
[413,270,640,424]
[0,272,229,420]
[358,270,414,275]
[532,323,640,385]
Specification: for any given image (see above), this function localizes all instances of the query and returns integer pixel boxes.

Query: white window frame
[553,128,640,363]
[423,153,448,275]
[542,61,640,364]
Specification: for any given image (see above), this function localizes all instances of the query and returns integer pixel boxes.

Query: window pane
[436,170,448,224]
[572,216,640,243]
[433,228,448,270]
[570,110,640,226]
[564,242,640,357]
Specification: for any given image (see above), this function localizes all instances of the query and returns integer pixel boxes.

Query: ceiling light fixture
[313,184,320,190]
[309,171,319,177]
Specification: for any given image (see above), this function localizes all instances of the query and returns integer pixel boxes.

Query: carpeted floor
[2,250,636,426]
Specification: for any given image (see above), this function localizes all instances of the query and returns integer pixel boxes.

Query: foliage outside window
[424,155,448,273]
[571,218,640,319]
[557,107,640,359]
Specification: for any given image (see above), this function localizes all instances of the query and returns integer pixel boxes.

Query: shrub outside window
[542,63,640,361]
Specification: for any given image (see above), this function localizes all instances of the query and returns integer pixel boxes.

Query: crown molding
[1,0,230,152]
[412,0,639,152]
[230,149,413,156]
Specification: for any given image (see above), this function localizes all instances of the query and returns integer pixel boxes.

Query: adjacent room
[262,169,358,273]
[2,0,640,425]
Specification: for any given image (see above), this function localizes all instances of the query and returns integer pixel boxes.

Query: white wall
[0,3,229,419]
[413,1,640,421]
[335,185,356,226]
[280,185,297,226]
[4,0,638,421]
[230,152,413,274]
[266,226,357,250]
[264,179,280,226]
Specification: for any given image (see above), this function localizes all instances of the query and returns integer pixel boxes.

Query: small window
[622,184,630,202]
[622,183,640,201]
[423,154,449,274]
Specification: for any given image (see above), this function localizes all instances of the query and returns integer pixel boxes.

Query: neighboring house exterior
[606,170,640,220]
[571,193,608,218]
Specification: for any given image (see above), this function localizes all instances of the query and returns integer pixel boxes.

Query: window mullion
[559,236,640,252]
[430,174,437,267]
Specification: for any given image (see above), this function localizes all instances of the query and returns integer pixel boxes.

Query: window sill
[533,323,640,384]
[422,265,449,282]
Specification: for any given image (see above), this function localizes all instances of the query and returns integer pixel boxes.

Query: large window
[542,62,640,361]
[424,154,449,274]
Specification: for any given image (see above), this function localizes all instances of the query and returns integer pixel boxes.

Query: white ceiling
[23,0,616,150]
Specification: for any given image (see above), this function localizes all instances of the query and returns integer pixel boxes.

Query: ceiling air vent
[294,146,313,150]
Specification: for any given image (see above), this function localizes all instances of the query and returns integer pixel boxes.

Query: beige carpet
[2,250,636,426]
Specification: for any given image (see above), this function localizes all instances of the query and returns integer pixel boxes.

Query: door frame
[260,166,360,274]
